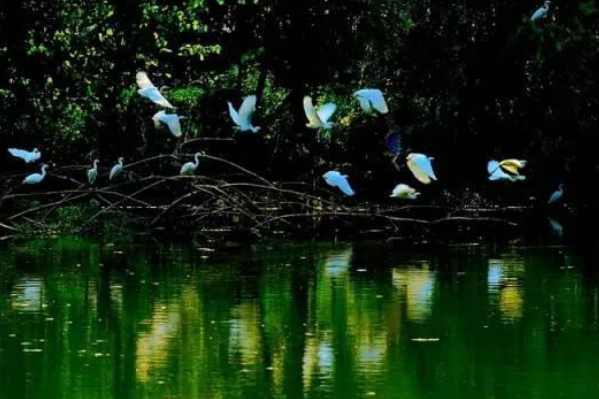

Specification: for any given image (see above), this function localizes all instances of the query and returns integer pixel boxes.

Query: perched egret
[109,157,124,181]
[531,1,551,21]
[180,153,201,175]
[304,96,337,130]
[8,148,41,163]
[407,153,437,184]
[354,89,389,115]
[498,159,527,175]
[385,132,403,168]
[548,184,564,204]
[136,71,174,109]
[87,160,99,185]
[488,160,526,182]
[153,111,186,138]
[228,95,261,133]
[22,164,49,185]
[323,171,355,196]
[390,184,420,200]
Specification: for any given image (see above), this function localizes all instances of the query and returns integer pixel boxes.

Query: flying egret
[228,95,261,133]
[354,89,389,115]
[531,1,551,21]
[488,160,526,182]
[180,153,201,175]
[548,184,564,204]
[109,157,124,181]
[87,160,99,185]
[499,159,527,175]
[304,96,337,130]
[323,171,355,196]
[22,164,49,185]
[8,148,41,163]
[136,71,174,109]
[152,111,186,138]
[407,153,437,184]
[390,184,420,200]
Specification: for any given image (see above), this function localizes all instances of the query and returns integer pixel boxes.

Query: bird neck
[194,154,200,166]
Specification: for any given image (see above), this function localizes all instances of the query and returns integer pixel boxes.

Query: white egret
[304,96,337,130]
[354,89,389,115]
[8,148,41,163]
[407,153,437,184]
[152,111,186,138]
[488,160,526,182]
[531,1,551,21]
[228,95,261,133]
[180,153,201,175]
[136,71,174,109]
[22,164,49,185]
[390,184,420,200]
[548,184,564,204]
[499,159,527,175]
[548,217,564,238]
[87,160,99,185]
[109,157,124,181]
[323,171,355,196]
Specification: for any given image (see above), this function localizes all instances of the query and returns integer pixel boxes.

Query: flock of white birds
[7,3,562,205]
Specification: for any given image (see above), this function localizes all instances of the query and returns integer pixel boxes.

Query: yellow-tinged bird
[499,159,527,175]
[407,153,437,184]
[390,184,421,200]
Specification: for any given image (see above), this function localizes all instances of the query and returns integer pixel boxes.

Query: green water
[1,238,599,399]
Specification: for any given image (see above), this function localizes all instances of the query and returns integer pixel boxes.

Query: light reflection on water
[1,239,599,399]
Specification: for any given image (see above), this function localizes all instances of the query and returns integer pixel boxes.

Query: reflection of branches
[0,152,521,237]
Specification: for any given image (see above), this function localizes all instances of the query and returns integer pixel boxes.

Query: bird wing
[238,95,257,125]
[304,96,322,126]
[499,160,523,175]
[317,103,337,124]
[359,89,389,114]
[8,148,31,160]
[136,72,154,90]
[489,168,510,181]
[385,133,402,156]
[356,94,373,113]
[144,87,174,109]
[334,176,355,196]
[413,155,437,181]
[407,159,431,184]
[109,165,121,180]
[548,190,562,204]
[228,102,241,125]
[487,160,501,174]
[152,111,165,129]
[165,115,182,137]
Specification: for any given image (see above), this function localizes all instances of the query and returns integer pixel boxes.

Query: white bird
[136,71,174,109]
[228,95,261,133]
[354,89,389,115]
[180,153,201,175]
[407,153,437,184]
[8,148,41,163]
[390,184,420,200]
[531,1,551,21]
[87,160,99,185]
[488,160,526,182]
[109,157,124,181]
[304,96,337,130]
[323,171,355,196]
[548,184,564,204]
[152,111,186,138]
[22,164,49,185]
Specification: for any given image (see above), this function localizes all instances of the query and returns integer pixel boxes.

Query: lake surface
[1,238,599,399]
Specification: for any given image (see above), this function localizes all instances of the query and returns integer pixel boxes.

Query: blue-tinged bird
[323,171,355,196]
[109,157,124,181]
[136,72,174,109]
[531,1,551,21]
[87,160,99,185]
[390,184,420,200]
[385,132,402,168]
[548,184,564,204]
[354,89,389,115]
[548,217,564,238]
[180,153,201,175]
[22,164,49,185]
[153,111,186,138]
[488,160,526,182]
[228,95,261,133]
[304,96,337,130]
[8,148,41,163]
[407,153,437,184]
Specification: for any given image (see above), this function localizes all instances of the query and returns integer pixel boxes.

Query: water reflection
[1,239,599,399]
